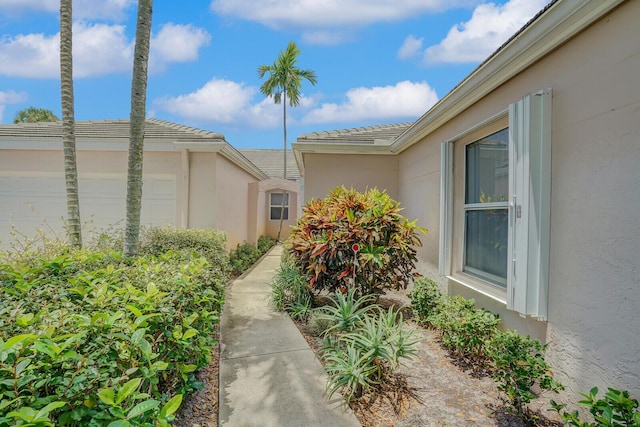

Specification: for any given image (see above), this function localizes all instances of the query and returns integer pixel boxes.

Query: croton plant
[288,186,427,296]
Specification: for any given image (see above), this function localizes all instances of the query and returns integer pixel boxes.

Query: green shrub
[229,242,261,276]
[431,295,499,362]
[270,259,314,321]
[409,277,444,326]
[551,387,640,427]
[257,235,276,254]
[288,186,426,296]
[140,226,229,274]
[487,330,563,419]
[318,290,419,402]
[0,245,225,425]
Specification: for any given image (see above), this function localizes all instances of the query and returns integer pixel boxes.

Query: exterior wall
[259,179,299,241]
[397,1,640,397]
[303,153,398,202]
[187,152,217,230]
[214,154,257,248]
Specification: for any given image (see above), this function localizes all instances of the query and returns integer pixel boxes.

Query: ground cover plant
[288,186,426,296]
[0,227,229,426]
[409,277,563,423]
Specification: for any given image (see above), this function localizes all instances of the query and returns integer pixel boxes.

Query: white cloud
[0,22,209,79]
[211,0,474,44]
[150,23,211,71]
[302,80,438,124]
[0,0,135,21]
[397,35,424,60]
[423,0,548,64]
[73,22,133,77]
[153,78,266,125]
[153,78,324,129]
[0,90,28,122]
[0,32,60,78]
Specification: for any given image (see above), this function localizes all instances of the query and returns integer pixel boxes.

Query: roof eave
[391,0,624,153]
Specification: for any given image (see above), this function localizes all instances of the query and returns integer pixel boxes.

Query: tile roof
[296,122,413,145]
[239,149,300,179]
[0,118,226,142]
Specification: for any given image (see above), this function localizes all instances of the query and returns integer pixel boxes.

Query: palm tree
[60,0,82,248]
[13,107,59,123]
[257,41,317,241]
[124,0,153,257]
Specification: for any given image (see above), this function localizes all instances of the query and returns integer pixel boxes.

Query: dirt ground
[172,297,564,427]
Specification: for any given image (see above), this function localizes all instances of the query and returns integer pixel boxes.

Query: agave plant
[314,288,377,336]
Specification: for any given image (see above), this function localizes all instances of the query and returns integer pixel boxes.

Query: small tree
[13,107,59,123]
[288,186,426,296]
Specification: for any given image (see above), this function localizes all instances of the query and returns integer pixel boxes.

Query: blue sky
[0,0,548,149]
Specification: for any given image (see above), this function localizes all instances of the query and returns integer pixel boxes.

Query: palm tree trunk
[60,0,82,248]
[276,90,287,242]
[124,0,153,257]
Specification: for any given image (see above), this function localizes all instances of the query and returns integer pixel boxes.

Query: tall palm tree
[124,0,153,257]
[13,107,60,123]
[257,41,317,241]
[60,0,82,247]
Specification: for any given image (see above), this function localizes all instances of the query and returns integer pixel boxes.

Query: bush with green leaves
[288,186,426,296]
[140,226,230,273]
[270,258,314,321]
[0,240,226,425]
[431,295,500,362]
[551,387,640,427]
[317,290,419,402]
[257,235,276,254]
[409,277,444,326]
[229,236,276,276]
[486,329,563,419]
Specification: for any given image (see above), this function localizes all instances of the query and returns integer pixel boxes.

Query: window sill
[446,273,507,305]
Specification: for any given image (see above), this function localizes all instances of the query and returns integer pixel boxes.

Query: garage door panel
[1,173,176,245]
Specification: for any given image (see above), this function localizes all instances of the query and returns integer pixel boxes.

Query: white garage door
[0,172,176,247]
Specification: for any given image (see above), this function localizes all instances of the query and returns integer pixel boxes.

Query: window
[270,192,289,221]
[464,128,509,287]
[440,89,552,320]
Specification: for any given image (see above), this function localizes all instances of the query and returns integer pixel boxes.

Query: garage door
[0,172,176,247]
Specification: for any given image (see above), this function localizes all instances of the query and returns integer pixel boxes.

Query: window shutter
[507,89,552,320]
[439,141,454,276]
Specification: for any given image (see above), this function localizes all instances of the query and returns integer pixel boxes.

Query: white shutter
[507,89,552,320]
[439,141,454,276]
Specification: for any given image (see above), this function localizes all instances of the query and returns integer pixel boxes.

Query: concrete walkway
[219,245,361,427]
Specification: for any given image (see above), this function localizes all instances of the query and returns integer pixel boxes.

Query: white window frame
[440,89,552,320]
[269,191,289,221]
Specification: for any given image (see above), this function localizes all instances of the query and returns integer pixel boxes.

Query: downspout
[180,149,190,228]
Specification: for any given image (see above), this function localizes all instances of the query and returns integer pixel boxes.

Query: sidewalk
[218,245,361,427]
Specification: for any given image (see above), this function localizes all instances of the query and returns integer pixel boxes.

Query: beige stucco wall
[187,152,217,230]
[303,153,398,202]
[214,154,258,247]
[397,1,640,397]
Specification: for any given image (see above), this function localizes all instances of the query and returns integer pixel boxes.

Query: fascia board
[292,142,393,177]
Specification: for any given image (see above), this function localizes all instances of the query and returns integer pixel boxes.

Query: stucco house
[294,0,639,399]
[0,119,299,248]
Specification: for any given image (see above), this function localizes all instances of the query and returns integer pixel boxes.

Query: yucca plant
[319,293,420,403]
[314,288,377,335]
[324,343,376,401]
